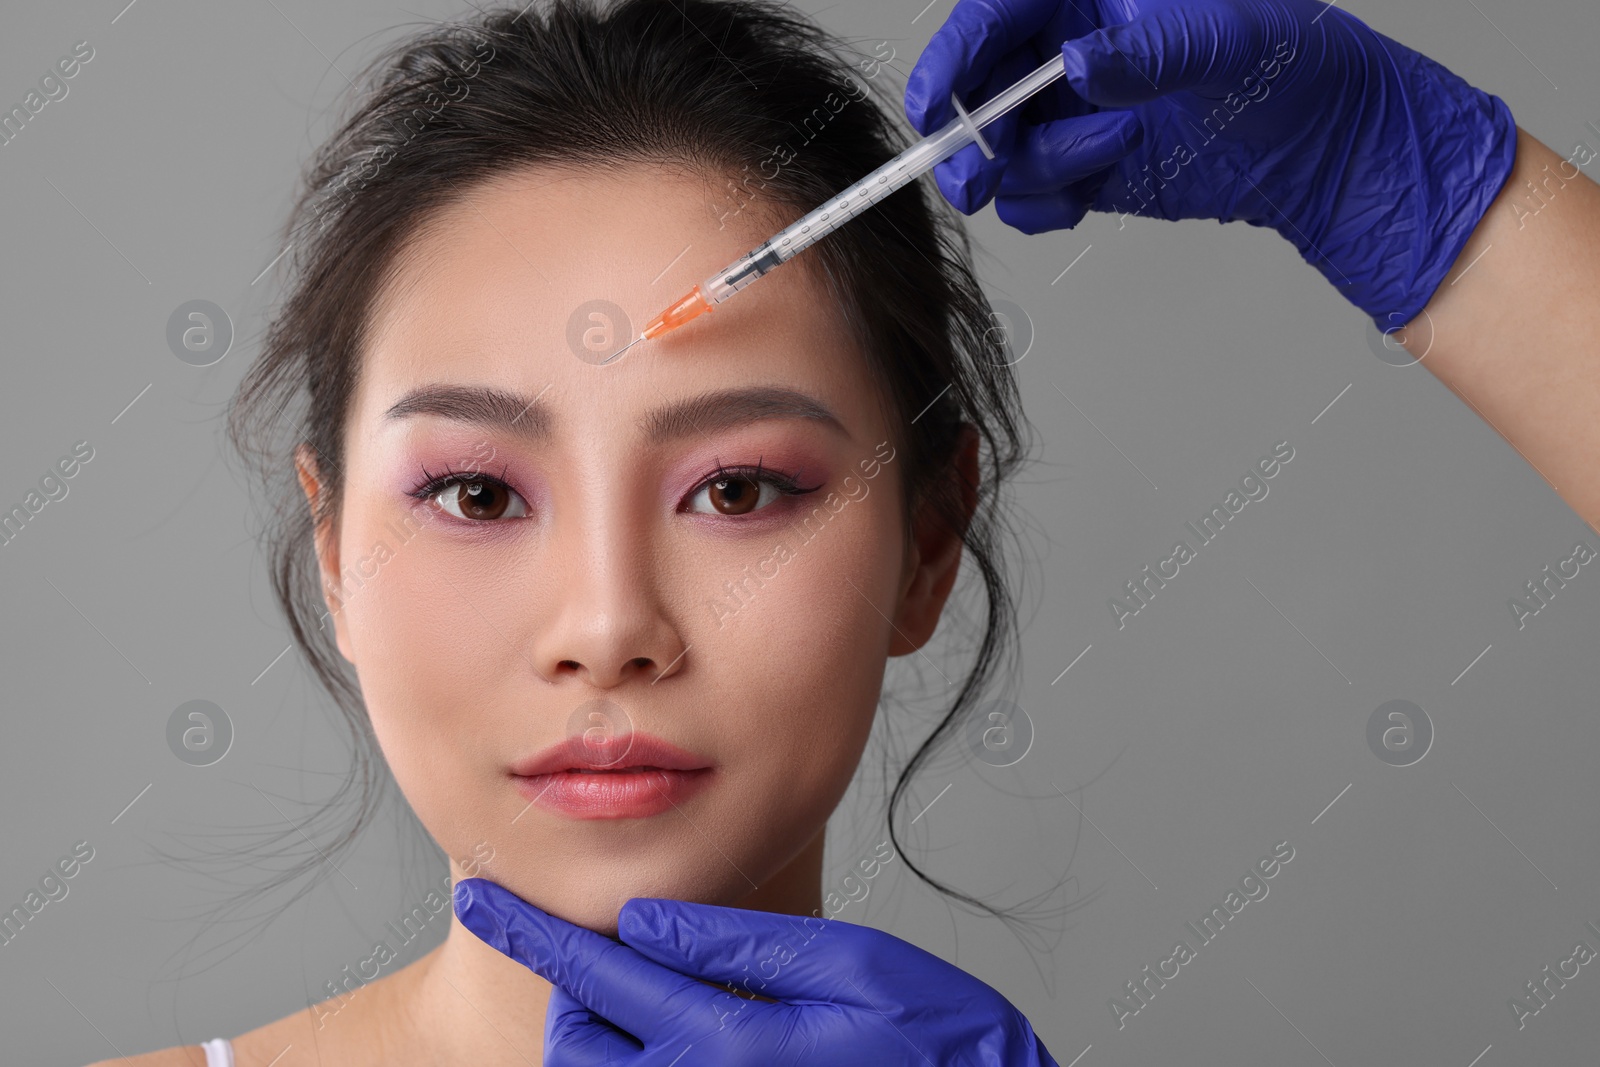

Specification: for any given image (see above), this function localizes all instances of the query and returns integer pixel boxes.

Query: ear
[889,424,979,656]
[294,444,355,663]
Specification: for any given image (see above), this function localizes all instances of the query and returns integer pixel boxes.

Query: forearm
[1401,127,1600,533]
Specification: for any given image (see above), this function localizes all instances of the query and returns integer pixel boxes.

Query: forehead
[350,164,888,444]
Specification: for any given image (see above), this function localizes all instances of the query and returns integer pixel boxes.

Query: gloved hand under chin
[454,877,1061,1066]
[904,0,1519,330]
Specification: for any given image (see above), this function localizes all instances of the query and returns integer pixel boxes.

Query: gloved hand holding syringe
[605,50,1077,362]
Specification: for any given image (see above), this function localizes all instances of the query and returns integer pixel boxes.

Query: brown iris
[706,474,762,515]
[453,479,514,520]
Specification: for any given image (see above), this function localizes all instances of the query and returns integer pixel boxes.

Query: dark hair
[213,0,1080,966]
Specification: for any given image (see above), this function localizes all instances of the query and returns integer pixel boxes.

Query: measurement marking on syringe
[634,51,1068,345]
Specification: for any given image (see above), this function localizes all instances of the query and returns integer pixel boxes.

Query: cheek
[333,507,532,841]
[339,515,495,686]
[694,488,904,790]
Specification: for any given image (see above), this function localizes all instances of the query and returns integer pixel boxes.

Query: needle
[601,334,644,365]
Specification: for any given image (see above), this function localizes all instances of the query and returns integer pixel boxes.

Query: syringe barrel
[697,51,1066,306]
[702,242,786,303]
[698,118,970,304]
[767,121,969,257]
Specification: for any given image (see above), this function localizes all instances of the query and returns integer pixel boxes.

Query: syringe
[605,51,1069,362]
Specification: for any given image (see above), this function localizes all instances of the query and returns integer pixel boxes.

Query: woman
[95,0,1600,1058]
[94,0,1059,1063]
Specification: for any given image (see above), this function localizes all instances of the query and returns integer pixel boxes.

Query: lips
[509,732,710,777]
[509,732,714,820]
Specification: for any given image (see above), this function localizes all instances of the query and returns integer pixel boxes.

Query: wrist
[1382,42,1518,329]
[1291,21,1519,327]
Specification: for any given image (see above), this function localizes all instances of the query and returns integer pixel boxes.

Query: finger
[1062,5,1284,107]
[927,44,1038,214]
[620,898,924,1006]
[994,111,1143,196]
[453,878,707,1042]
[932,141,997,215]
[905,0,1068,134]
[993,188,1092,234]
[543,987,643,1067]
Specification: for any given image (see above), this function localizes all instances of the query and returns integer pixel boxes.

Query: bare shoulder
[79,1005,333,1067]
[230,1000,327,1067]
[229,952,436,1067]
[82,1047,206,1067]
[81,951,437,1067]
[74,996,336,1067]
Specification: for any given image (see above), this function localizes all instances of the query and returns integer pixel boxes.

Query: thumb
[453,878,706,1043]
[1062,5,1292,107]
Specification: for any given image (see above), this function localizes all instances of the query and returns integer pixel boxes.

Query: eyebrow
[383,383,851,445]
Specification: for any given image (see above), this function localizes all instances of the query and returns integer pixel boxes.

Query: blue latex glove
[454,877,1061,1066]
[904,0,1519,329]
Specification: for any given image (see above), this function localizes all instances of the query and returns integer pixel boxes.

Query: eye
[684,463,820,517]
[688,473,780,516]
[413,468,529,522]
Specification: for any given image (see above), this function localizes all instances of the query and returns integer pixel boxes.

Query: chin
[517,858,765,937]
[561,904,624,939]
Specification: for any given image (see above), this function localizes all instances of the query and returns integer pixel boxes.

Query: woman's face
[304,165,962,933]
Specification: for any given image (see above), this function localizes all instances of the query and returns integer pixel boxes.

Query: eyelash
[405,459,822,521]
[685,459,824,515]
[409,462,516,506]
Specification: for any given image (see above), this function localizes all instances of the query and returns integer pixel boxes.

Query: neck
[393,828,827,1065]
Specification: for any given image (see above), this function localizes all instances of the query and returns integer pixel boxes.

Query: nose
[528,505,688,689]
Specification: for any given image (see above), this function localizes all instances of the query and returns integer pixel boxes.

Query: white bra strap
[200,1037,234,1067]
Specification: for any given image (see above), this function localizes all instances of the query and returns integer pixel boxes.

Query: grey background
[2,0,1596,1063]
